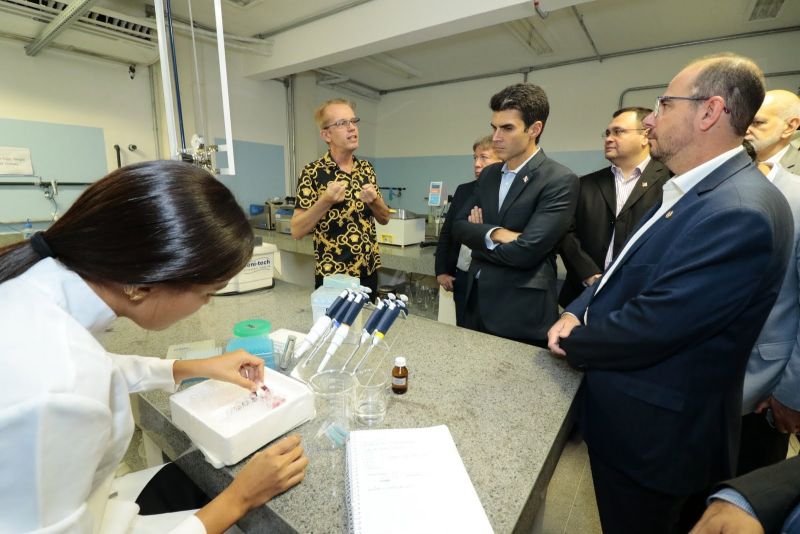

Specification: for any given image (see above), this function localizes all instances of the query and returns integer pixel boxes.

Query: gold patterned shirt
[295,151,382,277]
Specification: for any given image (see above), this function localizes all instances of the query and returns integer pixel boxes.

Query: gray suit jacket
[780,143,800,175]
[743,164,800,413]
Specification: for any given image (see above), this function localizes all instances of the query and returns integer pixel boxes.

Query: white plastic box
[217,242,277,294]
[170,367,314,466]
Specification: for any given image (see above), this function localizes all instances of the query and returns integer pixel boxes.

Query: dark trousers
[136,463,210,515]
[589,451,707,534]
[737,411,792,476]
[315,271,378,302]
[464,278,547,348]
[453,268,469,327]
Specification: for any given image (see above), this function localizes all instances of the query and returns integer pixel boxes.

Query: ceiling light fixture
[505,18,553,56]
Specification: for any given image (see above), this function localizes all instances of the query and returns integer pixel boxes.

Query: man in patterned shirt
[291,98,390,295]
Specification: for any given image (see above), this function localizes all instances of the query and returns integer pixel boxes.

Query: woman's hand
[195,435,309,533]
[173,349,265,392]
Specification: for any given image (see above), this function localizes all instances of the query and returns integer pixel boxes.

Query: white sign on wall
[0,147,33,175]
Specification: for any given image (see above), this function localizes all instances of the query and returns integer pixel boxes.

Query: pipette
[341,296,389,370]
[352,298,408,373]
[296,290,357,371]
[293,289,350,360]
[316,290,370,372]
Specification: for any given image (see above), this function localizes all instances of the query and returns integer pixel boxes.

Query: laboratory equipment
[216,240,276,294]
[375,209,425,246]
[316,290,370,373]
[294,289,350,361]
[170,367,314,466]
[309,370,356,448]
[226,319,275,369]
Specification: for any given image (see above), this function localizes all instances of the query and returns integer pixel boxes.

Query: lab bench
[101,280,582,533]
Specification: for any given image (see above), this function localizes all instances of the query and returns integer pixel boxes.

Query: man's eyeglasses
[602,127,647,138]
[323,117,361,129]
[654,96,730,118]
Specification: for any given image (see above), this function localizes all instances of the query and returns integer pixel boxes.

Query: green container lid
[232,318,271,337]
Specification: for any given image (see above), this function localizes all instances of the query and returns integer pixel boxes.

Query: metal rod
[153,0,179,159]
[617,70,800,108]
[380,26,800,95]
[571,6,601,63]
[214,0,236,175]
[165,0,187,151]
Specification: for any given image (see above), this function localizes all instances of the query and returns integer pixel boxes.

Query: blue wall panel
[215,139,285,212]
[0,118,107,223]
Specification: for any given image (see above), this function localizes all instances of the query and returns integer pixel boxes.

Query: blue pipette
[316,290,370,372]
[341,297,389,370]
[353,298,408,373]
[293,289,350,360]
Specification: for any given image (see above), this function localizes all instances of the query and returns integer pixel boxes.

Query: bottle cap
[233,318,271,337]
[394,356,406,367]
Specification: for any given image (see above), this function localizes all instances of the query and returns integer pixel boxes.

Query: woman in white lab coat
[0,161,308,534]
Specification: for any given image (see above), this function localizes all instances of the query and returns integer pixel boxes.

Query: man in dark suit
[559,107,670,307]
[453,83,578,347]
[691,456,800,534]
[435,136,500,326]
[547,54,794,533]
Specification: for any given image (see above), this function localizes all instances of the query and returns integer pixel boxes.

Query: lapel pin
[523,176,529,183]
[665,210,673,219]
[641,181,648,187]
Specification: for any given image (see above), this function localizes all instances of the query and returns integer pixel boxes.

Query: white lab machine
[375,209,425,246]
[217,242,276,294]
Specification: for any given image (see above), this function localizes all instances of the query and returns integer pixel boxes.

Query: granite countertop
[254,229,437,277]
[102,281,582,533]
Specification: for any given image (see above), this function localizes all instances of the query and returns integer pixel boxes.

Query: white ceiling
[2,0,798,92]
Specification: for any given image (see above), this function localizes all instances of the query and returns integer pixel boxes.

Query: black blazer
[558,159,669,307]
[435,180,477,276]
[453,150,578,341]
[718,456,800,534]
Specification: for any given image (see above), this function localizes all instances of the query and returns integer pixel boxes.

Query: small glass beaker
[354,370,389,427]
[309,370,356,448]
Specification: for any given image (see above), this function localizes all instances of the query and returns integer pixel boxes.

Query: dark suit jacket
[558,160,670,307]
[453,150,578,341]
[563,150,793,496]
[718,456,800,534]
[435,180,477,276]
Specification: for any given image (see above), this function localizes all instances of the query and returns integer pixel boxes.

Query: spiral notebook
[345,425,493,534]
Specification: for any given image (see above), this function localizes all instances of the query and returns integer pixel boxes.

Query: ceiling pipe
[379,26,800,95]
[571,5,601,63]
[618,70,800,108]
[534,0,549,19]
[25,0,100,56]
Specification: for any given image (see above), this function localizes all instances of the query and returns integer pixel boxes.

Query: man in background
[454,83,578,346]
[737,92,800,477]
[745,89,800,174]
[435,136,500,326]
[291,98,390,295]
[559,107,669,307]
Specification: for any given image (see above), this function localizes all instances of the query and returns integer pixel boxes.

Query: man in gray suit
[745,89,800,175]
[738,116,800,475]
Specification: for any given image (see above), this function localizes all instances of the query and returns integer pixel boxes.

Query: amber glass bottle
[391,356,408,394]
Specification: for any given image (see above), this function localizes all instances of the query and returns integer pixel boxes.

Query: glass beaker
[354,371,389,427]
[309,370,356,449]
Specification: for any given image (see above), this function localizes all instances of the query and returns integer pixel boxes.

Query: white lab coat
[0,258,205,533]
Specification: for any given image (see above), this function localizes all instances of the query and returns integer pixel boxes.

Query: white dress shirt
[591,146,745,301]
[0,258,205,533]
[484,148,541,250]
[764,144,790,167]
[603,156,651,269]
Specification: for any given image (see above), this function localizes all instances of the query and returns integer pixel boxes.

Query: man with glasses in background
[292,98,389,295]
[547,54,793,533]
[558,107,669,308]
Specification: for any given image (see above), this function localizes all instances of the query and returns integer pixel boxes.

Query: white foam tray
[170,368,314,467]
